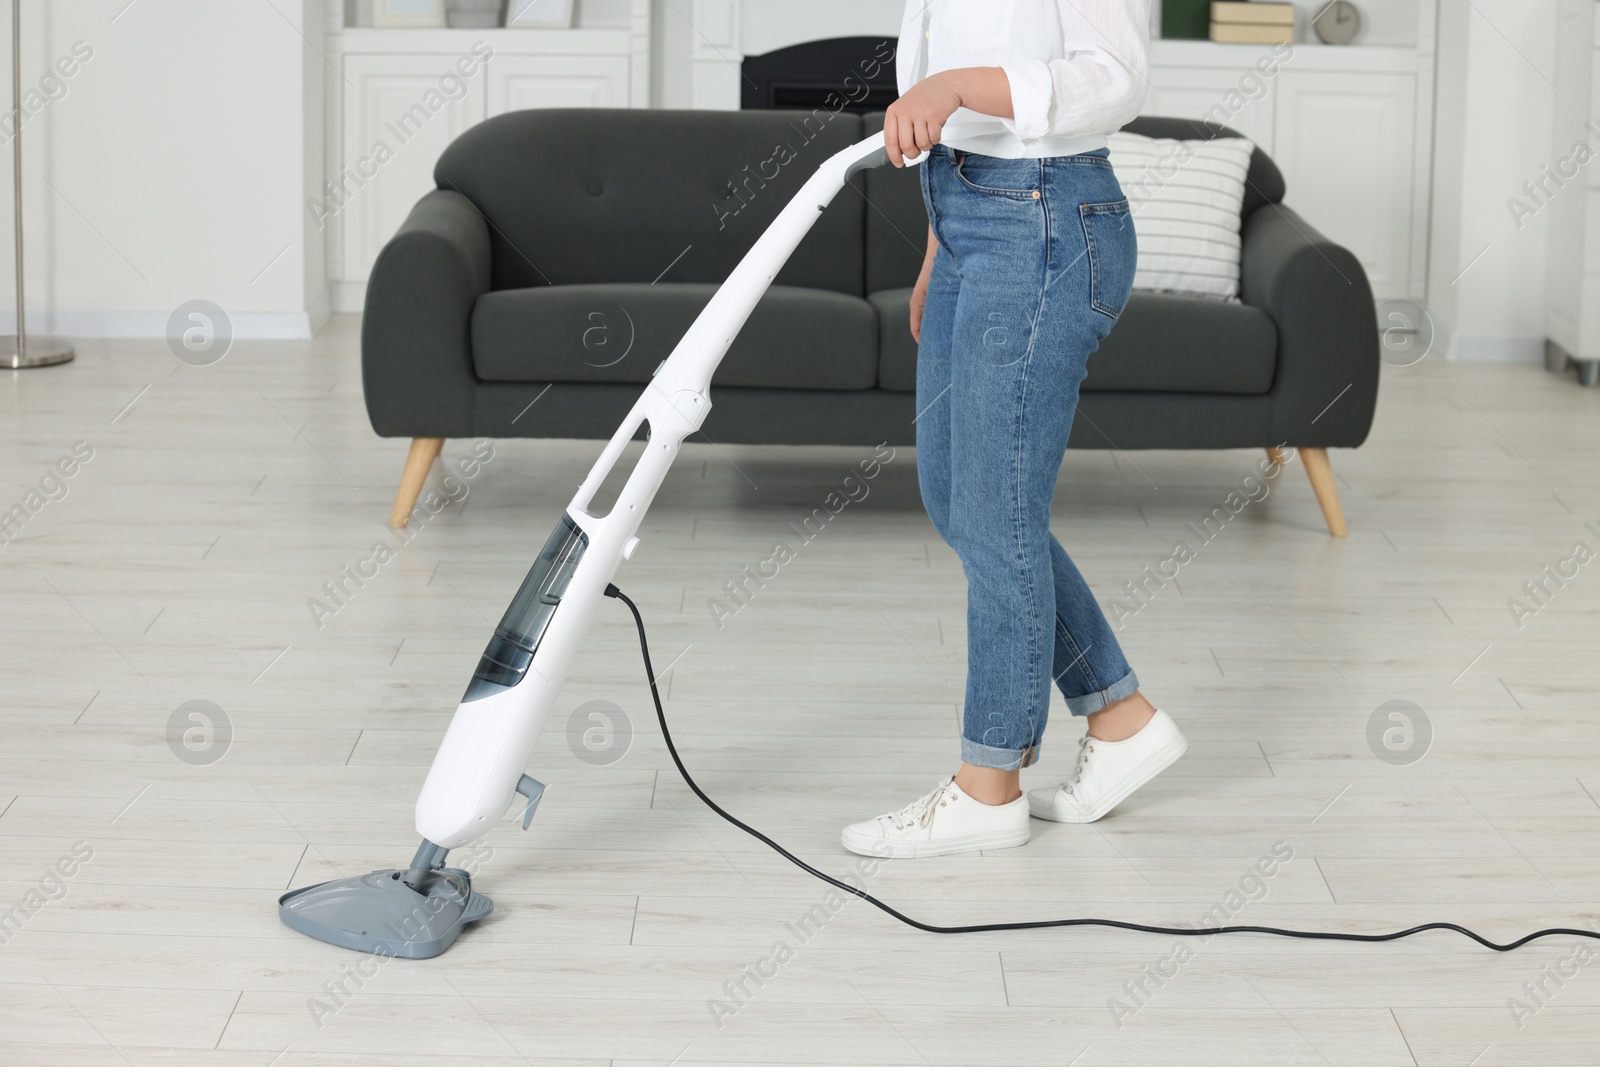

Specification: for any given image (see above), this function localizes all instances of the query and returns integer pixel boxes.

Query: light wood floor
[3,315,1600,1065]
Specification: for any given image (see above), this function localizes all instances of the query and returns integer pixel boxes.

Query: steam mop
[279,134,918,959]
[282,132,1600,957]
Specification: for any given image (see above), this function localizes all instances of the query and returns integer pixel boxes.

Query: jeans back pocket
[1080,201,1136,320]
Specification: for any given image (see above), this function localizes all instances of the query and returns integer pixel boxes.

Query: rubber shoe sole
[840,824,1030,859]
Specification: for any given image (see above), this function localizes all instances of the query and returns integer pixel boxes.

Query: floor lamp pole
[4,0,71,369]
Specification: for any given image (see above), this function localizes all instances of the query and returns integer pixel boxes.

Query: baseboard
[0,310,327,340]
[1451,336,1545,363]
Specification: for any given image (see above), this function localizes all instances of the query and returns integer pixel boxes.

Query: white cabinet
[1137,43,1431,303]
[340,54,487,284]
[1272,72,1417,300]
[487,54,632,115]
[1143,65,1278,151]
[326,5,651,309]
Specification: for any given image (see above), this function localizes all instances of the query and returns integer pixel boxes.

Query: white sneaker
[1028,710,1188,824]
[841,777,1030,859]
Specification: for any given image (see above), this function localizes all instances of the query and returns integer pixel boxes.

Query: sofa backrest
[1121,115,1286,217]
[434,109,1288,299]
[435,108,870,295]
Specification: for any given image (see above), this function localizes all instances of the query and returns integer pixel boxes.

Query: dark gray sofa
[363,109,1377,534]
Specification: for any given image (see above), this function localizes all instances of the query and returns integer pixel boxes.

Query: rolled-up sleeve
[999,60,1056,142]
[999,0,1150,143]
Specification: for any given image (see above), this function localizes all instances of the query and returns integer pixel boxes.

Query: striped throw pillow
[1108,131,1255,301]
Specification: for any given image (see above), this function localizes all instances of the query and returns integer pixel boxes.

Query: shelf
[1152,39,1419,74]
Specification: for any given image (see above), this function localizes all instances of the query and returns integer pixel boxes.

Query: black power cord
[606,584,1600,952]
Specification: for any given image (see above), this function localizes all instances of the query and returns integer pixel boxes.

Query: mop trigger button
[623,536,640,560]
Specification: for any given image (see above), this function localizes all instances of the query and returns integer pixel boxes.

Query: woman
[842,0,1188,858]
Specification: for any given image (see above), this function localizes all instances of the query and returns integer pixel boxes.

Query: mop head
[278,866,492,959]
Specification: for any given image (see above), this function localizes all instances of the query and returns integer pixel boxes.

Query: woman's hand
[883,67,1016,167]
[909,225,938,343]
[884,71,961,167]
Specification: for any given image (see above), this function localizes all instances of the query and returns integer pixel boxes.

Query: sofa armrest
[1240,203,1379,448]
[361,189,492,439]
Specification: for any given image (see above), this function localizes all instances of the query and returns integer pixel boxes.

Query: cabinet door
[1273,71,1416,301]
[339,55,488,282]
[486,55,631,116]
[1143,66,1278,151]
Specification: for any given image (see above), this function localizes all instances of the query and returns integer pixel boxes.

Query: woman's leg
[914,238,960,545]
[940,157,1181,801]
[944,272,1096,777]
[913,208,1026,803]
[842,150,1184,858]
[1010,163,1186,822]
[934,154,1143,780]
[1046,534,1151,741]
[842,150,1036,858]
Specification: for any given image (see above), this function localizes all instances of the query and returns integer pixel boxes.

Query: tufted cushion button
[587,179,603,196]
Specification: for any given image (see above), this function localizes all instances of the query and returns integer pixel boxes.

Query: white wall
[1429,0,1560,361]
[0,0,327,340]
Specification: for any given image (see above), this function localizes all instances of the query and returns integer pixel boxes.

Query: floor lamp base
[2,335,74,369]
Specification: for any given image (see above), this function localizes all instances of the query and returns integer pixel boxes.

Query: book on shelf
[1210,21,1295,44]
[1211,1,1295,24]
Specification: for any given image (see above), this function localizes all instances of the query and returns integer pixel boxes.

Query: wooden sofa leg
[1265,446,1288,473]
[390,437,444,528]
[1299,447,1348,537]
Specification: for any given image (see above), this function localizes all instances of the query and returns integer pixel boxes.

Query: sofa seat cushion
[472,283,880,390]
[870,289,1278,395]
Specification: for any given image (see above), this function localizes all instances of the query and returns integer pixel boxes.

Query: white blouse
[896,0,1151,159]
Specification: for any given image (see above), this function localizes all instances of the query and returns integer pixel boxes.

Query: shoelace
[1062,736,1097,796]
[885,777,954,830]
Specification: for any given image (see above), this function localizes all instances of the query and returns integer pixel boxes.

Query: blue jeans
[917,144,1140,771]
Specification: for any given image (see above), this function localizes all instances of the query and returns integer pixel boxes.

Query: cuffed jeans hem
[1063,669,1140,716]
[960,737,1042,771]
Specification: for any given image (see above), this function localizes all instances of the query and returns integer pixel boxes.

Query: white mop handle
[648,135,919,399]
[414,135,923,850]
